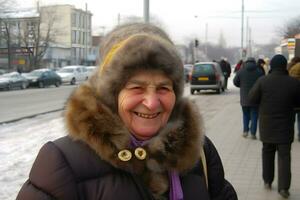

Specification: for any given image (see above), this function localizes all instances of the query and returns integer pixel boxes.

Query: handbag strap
[200,147,208,189]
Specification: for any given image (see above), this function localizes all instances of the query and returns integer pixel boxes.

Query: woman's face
[118,70,176,140]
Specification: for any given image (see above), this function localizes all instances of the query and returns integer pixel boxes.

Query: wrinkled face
[118,70,176,140]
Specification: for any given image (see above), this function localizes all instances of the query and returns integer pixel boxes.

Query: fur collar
[64,83,204,197]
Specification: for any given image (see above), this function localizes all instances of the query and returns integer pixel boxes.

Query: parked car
[57,66,88,85]
[0,72,29,90]
[190,62,225,94]
[86,66,97,78]
[24,69,62,88]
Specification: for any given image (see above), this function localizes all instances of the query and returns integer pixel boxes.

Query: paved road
[0,85,76,123]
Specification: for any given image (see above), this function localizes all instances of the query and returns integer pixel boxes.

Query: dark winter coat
[248,69,300,143]
[233,60,264,106]
[17,135,236,200]
[17,85,237,200]
[220,60,231,78]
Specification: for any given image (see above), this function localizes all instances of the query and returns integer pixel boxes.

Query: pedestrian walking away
[257,58,266,75]
[234,59,243,73]
[220,58,231,90]
[17,23,237,200]
[249,54,300,199]
[233,57,264,139]
[287,56,300,141]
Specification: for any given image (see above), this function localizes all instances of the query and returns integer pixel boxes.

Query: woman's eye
[158,87,171,93]
[130,87,143,92]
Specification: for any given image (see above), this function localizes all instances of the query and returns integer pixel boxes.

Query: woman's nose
[143,91,160,110]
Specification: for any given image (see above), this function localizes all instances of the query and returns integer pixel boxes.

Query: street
[0,78,300,200]
[0,85,77,124]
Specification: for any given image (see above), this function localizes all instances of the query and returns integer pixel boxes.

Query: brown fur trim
[64,83,204,197]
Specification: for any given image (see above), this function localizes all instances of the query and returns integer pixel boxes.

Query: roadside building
[276,34,300,61]
[0,4,93,71]
[0,8,39,71]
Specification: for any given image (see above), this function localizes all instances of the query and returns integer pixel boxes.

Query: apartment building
[0,4,93,70]
[41,4,93,67]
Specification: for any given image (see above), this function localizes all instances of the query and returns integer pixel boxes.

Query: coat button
[118,149,132,161]
[134,147,147,160]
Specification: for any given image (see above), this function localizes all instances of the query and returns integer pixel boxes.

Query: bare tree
[278,16,300,38]
[0,0,16,70]
[19,7,60,70]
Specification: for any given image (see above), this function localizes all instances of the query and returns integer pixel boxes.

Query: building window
[76,13,80,28]
[72,30,76,43]
[71,13,76,27]
[71,47,76,58]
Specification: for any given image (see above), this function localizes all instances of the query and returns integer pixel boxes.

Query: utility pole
[205,23,208,55]
[144,0,149,23]
[241,0,245,59]
[248,27,252,57]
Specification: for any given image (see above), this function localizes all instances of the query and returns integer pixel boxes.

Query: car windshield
[59,68,74,73]
[29,71,44,76]
[193,64,214,75]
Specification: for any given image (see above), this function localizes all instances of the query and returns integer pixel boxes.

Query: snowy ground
[0,112,66,200]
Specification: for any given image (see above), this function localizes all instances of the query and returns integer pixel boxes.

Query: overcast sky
[17,0,300,47]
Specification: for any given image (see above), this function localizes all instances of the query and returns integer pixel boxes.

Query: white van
[57,66,88,85]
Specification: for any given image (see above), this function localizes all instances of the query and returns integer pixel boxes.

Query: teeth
[136,112,159,119]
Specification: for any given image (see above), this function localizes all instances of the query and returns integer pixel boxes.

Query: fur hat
[270,54,287,69]
[89,23,184,113]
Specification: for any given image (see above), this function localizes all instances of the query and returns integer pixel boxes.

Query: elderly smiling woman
[17,23,237,200]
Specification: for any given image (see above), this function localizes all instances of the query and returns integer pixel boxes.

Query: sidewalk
[199,80,300,200]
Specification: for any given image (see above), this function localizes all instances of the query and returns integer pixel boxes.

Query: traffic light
[195,39,199,47]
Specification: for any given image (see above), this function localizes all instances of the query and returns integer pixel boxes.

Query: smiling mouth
[134,112,160,119]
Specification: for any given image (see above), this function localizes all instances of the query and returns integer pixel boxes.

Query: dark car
[0,72,29,90]
[25,69,62,88]
[190,62,225,94]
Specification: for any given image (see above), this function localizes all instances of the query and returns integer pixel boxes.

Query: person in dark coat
[233,57,264,139]
[17,23,237,200]
[257,58,266,75]
[248,54,300,199]
[220,59,232,89]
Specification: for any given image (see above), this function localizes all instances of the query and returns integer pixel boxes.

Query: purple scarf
[130,135,183,200]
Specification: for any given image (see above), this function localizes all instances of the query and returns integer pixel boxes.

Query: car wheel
[38,81,44,88]
[216,87,221,94]
[70,78,76,85]
[190,89,195,95]
[55,81,60,87]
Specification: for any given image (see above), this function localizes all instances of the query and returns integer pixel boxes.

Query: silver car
[0,72,29,90]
